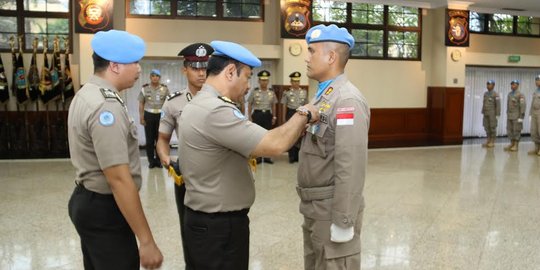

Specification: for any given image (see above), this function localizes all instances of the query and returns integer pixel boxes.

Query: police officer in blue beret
[298,24,370,270]
[67,30,163,269]
[177,40,320,270]
[481,80,500,148]
[504,80,526,151]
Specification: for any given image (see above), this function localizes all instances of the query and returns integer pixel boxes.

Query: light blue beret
[511,80,520,85]
[305,24,355,50]
[210,40,262,68]
[91,30,146,64]
[151,69,161,76]
[535,75,540,81]
[487,80,495,85]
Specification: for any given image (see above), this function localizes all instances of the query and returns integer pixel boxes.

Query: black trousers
[286,108,300,161]
[68,185,139,270]
[174,183,194,269]
[251,110,272,130]
[184,207,250,270]
[144,111,161,164]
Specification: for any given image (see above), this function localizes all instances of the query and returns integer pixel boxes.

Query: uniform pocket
[301,124,328,157]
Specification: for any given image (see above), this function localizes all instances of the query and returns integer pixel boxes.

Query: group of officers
[481,78,540,155]
[67,23,369,270]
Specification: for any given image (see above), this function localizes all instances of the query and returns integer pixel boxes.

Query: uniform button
[342,218,348,224]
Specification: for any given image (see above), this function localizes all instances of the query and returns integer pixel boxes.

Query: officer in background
[247,70,278,164]
[139,69,169,168]
[298,24,370,269]
[156,42,213,269]
[178,40,319,270]
[481,80,500,148]
[504,80,526,152]
[528,75,540,156]
[67,30,163,269]
[281,71,308,163]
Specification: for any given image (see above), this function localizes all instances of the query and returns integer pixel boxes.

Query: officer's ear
[109,62,120,74]
[224,63,236,81]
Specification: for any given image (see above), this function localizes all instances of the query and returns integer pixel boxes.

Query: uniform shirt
[482,90,500,116]
[159,89,193,136]
[531,89,540,117]
[68,75,141,194]
[298,74,370,228]
[281,88,308,109]
[507,90,526,120]
[247,87,277,111]
[178,84,267,213]
[138,83,169,113]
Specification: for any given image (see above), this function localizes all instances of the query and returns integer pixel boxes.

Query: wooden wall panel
[369,108,430,148]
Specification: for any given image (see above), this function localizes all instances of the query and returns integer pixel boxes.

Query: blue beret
[150,69,161,76]
[306,24,355,50]
[511,80,520,85]
[486,80,495,85]
[91,30,146,64]
[210,40,261,68]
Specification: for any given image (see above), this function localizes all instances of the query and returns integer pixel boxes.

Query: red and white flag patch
[337,112,354,126]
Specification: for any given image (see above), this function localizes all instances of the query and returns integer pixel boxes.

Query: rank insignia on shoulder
[100,88,125,106]
[142,83,149,87]
[167,91,183,101]
[324,87,334,96]
[219,96,237,106]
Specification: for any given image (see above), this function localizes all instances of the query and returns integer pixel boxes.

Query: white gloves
[518,118,523,123]
[330,223,354,243]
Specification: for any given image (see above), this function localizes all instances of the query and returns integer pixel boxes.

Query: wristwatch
[296,106,312,123]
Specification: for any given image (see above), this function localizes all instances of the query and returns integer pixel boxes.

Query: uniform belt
[186,207,250,217]
[254,109,270,113]
[296,186,335,201]
[74,183,114,199]
[145,108,161,114]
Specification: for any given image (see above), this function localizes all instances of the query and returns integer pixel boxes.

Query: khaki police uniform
[530,89,540,153]
[298,74,370,269]
[68,75,141,269]
[178,84,267,269]
[282,87,308,162]
[506,90,526,141]
[139,83,169,166]
[248,87,277,127]
[481,90,500,139]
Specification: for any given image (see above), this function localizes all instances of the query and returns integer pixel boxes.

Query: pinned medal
[99,111,115,126]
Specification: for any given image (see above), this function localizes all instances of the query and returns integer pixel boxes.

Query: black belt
[75,183,114,199]
[186,207,249,217]
[254,109,271,113]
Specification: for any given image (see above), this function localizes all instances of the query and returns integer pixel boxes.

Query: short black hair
[206,55,246,77]
[92,52,109,73]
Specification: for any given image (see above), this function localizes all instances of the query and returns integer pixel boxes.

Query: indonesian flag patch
[337,112,354,126]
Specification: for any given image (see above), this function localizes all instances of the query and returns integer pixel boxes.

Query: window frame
[125,0,265,22]
[0,0,72,53]
[469,12,540,38]
[311,2,422,61]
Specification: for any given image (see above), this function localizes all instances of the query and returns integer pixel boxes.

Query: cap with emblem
[210,40,262,68]
[289,71,301,81]
[178,43,214,69]
[487,80,495,85]
[150,69,161,77]
[305,24,355,50]
[511,80,520,85]
[91,30,146,64]
[258,70,271,80]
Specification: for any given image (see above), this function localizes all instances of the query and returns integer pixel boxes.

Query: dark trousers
[286,108,300,162]
[68,185,139,270]
[184,207,250,270]
[174,183,194,269]
[252,110,273,162]
[144,111,161,165]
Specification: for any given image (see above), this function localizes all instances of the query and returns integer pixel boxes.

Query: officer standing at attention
[297,24,370,269]
[139,69,169,168]
[155,42,213,269]
[67,30,163,269]
[281,71,308,163]
[528,75,540,156]
[481,80,500,148]
[178,40,320,270]
[247,70,278,164]
[504,80,526,152]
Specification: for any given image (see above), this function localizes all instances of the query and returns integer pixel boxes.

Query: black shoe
[289,157,295,163]
[256,157,262,164]
[154,162,163,168]
[148,163,155,168]
[264,158,274,164]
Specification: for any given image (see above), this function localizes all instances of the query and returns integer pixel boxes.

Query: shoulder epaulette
[142,83,149,87]
[218,96,237,106]
[161,84,167,87]
[100,88,124,105]
[167,91,183,101]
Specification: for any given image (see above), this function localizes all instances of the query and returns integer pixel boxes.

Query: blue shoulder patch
[99,111,115,126]
[233,109,246,120]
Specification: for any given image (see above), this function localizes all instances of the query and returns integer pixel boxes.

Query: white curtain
[463,66,540,137]
[120,59,275,145]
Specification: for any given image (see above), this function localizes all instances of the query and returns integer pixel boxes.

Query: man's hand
[140,117,146,126]
[330,223,354,243]
[304,104,320,123]
[139,241,163,269]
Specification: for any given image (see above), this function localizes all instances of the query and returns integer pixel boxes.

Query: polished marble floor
[1,141,539,270]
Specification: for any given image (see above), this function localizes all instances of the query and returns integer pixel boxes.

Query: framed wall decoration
[446,9,470,47]
[75,0,114,33]
[281,0,312,39]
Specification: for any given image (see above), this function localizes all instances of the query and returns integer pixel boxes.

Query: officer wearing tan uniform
[504,80,526,152]
[156,42,213,269]
[298,24,370,270]
[528,75,540,156]
[139,69,169,168]
[67,30,163,270]
[247,70,278,164]
[282,71,308,163]
[481,80,500,148]
[178,40,319,270]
